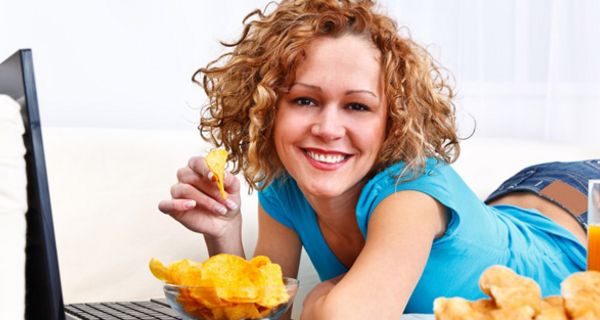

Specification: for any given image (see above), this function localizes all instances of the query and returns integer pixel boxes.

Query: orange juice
[588,224,600,271]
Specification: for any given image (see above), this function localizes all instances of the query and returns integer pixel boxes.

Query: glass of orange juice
[588,180,600,271]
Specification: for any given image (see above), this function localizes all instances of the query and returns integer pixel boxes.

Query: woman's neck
[303,180,365,235]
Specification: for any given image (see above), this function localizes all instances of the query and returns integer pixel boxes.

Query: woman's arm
[254,205,302,320]
[254,205,302,278]
[301,190,448,319]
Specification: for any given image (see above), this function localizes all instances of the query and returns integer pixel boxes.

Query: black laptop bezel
[0,49,66,320]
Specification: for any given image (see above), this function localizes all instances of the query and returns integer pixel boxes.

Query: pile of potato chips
[149,254,291,320]
[434,265,600,319]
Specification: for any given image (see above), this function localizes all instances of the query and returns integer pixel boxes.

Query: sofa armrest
[0,95,27,319]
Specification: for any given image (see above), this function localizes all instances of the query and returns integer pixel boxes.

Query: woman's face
[273,34,387,199]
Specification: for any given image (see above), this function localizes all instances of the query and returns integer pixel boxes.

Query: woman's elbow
[300,293,346,320]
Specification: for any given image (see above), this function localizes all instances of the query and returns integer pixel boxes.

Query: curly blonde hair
[195,0,460,190]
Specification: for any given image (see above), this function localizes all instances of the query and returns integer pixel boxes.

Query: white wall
[0,1,265,131]
[2,0,599,145]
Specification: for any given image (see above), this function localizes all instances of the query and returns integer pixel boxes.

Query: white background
[1,0,599,146]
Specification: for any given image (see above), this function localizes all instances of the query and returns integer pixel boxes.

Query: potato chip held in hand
[205,149,228,200]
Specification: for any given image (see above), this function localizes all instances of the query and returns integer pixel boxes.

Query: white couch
[30,126,600,319]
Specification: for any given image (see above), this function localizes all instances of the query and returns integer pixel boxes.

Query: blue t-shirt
[258,159,586,313]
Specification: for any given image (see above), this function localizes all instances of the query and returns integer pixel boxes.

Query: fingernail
[207,171,214,181]
[216,205,227,215]
[225,199,238,210]
[184,200,196,209]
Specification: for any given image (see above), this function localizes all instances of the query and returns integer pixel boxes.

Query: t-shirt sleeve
[258,180,296,231]
[356,160,460,238]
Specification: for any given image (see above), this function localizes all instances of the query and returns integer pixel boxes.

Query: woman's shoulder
[258,174,309,230]
[365,158,457,191]
[361,158,456,204]
[259,174,311,212]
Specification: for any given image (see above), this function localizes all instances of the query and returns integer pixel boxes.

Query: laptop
[0,49,182,320]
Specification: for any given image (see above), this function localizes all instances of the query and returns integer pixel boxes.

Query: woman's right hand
[158,156,242,240]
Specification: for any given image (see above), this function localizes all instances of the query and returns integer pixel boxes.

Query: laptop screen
[0,49,66,320]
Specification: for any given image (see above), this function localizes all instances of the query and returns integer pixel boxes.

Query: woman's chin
[301,183,347,199]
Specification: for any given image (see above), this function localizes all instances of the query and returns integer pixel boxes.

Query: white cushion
[0,94,27,319]
[454,137,600,199]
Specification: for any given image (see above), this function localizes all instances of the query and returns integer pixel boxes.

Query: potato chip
[168,259,203,286]
[249,255,271,268]
[249,256,290,309]
[537,296,568,320]
[189,279,228,308]
[257,262,289,308]
[205,149,228,199]
[433,297,487,320]
[201,254,265,303]
[223,303,261,319]
[210,307,226,320]
[489,306,536,320]
[561,271,600,319]
[479,265,542,313]
[178,289,213,319]
[149,258,170,282]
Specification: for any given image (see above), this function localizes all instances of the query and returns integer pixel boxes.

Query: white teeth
[307,151,346,164]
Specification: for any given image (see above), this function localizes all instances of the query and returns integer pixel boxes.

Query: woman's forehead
[304,34,381,62]
[292,35,382,87]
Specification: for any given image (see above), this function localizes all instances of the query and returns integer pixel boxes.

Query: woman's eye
[294,97,316,106]
[347,103,369,111]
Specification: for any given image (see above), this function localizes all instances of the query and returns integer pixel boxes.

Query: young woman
[158,0,599,318]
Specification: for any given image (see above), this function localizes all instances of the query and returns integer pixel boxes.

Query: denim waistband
[485,159,600,230]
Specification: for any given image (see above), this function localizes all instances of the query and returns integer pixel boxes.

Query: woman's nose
[310,107,345,140]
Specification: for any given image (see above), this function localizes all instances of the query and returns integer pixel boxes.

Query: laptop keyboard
[64,300,181,320]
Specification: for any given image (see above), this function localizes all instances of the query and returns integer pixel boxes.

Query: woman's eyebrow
[291,82,378,98]
[290,82,321,91]
[345,89,378,98]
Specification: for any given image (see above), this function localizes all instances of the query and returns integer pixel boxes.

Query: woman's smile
[302,147,352,170]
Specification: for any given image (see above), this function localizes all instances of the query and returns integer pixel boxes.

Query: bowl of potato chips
[150,254,299,320]
[163,276,298,320]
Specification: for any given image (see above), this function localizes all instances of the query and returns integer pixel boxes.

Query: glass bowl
[163,277,299,320]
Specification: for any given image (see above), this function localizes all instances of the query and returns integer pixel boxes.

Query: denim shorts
[484,159,600,231]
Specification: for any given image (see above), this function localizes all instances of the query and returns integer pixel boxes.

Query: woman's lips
[302,148,351,171]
